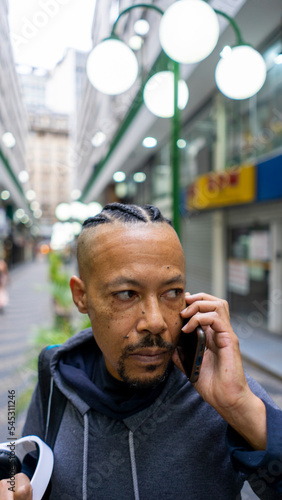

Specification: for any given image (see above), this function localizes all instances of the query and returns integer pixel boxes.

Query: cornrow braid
[82,202,172,228]
[142,204,172,224]
[82,213,112,228]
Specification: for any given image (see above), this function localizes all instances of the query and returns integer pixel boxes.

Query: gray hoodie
[23,328,282,500]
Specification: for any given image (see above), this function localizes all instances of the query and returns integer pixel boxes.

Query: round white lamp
[2,132,16,148]
[134,19,150,36]
[143,71,189,118]
[142,136,158,148]
[55,202,71,222]
[70,201,89,221]
[87,202,102,217]
[86,38,139,95]
[215,45,267,99]
[159,0,219,64]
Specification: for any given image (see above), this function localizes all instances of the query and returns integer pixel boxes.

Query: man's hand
[0,474,32,500]
[172,292,267,451]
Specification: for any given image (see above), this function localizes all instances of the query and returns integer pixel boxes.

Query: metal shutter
[181,213,213,294]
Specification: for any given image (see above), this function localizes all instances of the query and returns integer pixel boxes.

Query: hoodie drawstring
[44,377,54,442]
[83,412,89,500]
[82,418,140,500]
[129,430,140,500]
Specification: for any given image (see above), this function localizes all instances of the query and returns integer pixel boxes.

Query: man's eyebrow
[105,274,185,289]
[105,277,141,289]
[164,274,185,286]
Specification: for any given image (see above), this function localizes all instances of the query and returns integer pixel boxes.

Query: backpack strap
[30,346,68,500]
[38,345,67,449]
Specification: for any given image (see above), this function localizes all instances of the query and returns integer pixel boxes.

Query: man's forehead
[84,221,180,247]
[78,222,185,282]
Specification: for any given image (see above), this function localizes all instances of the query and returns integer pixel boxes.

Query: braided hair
[77,203,173,280]
[82,202,172,228]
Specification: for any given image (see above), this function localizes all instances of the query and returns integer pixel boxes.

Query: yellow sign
[187,164,255,211]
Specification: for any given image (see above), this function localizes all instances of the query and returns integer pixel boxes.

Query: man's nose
[136,296,166,334]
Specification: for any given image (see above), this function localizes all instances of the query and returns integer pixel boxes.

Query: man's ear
[70,276,87,313]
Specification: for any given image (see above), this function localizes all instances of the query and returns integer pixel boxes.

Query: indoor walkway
[0,257,53,441]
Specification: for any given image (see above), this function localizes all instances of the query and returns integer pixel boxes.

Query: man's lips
[128,349,169,364]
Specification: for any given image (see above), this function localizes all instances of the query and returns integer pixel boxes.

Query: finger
[15,474,32,500]
[0,479,14,499]
[181,300,229,324]
[182,299,220,315]
[185,292,219,302]
[182,311,233,337]
[184,294,230,314]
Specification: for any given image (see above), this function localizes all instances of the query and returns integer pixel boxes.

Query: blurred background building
[3,0,282,335]
[75,0,282,336]
[16,48,88,239]
[0,0,32,265]
[26,110,70,236]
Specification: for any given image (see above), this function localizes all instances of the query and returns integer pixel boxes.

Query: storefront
[185,153,282,336]
[226,154,282,335]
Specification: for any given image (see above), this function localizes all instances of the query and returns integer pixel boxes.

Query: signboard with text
[187,164,255,211]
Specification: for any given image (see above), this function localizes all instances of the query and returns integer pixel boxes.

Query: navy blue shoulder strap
[38,345,67,449]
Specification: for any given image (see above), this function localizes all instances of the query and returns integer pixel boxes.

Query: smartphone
[177,321,206,383]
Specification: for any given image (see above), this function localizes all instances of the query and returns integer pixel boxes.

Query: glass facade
[115,33,282,220]
[224,42,282,167]
[179,38,282,184]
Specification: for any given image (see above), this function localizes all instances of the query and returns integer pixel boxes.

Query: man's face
[71,223,186,388]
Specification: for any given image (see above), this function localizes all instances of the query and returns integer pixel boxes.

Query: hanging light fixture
[143,70,189,118]
[134,19,150,36]
[86,4,164,95]
[2,132,16,148]
[215,45,267,99]
[159,0,219,64]
[86,38,139,95]
[86,2,267,102]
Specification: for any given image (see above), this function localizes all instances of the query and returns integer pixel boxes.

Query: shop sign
[228,259,250,295]
[257,153,282,201]
[249,231,270,261]
[187,164,255,210]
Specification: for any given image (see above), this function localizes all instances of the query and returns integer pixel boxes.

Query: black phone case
[177,326,206,382]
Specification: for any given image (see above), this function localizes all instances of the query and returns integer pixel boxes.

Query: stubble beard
[117,333,175,390]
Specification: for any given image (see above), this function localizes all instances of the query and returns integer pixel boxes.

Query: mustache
[123,334,175,355]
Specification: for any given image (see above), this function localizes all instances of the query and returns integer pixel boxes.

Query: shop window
[227,227,271,328]
[224,37,282,167]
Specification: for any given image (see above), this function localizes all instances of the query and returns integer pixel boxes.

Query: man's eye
[115,290,137,301]
[163,288,184,299]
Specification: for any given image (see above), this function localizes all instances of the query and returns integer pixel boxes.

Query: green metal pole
[111,4,164,36]
[213,9,245,45]
[172,60,181,237]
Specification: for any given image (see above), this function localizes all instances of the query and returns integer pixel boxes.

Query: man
[1,202,282,499]
[0,258,9,313]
